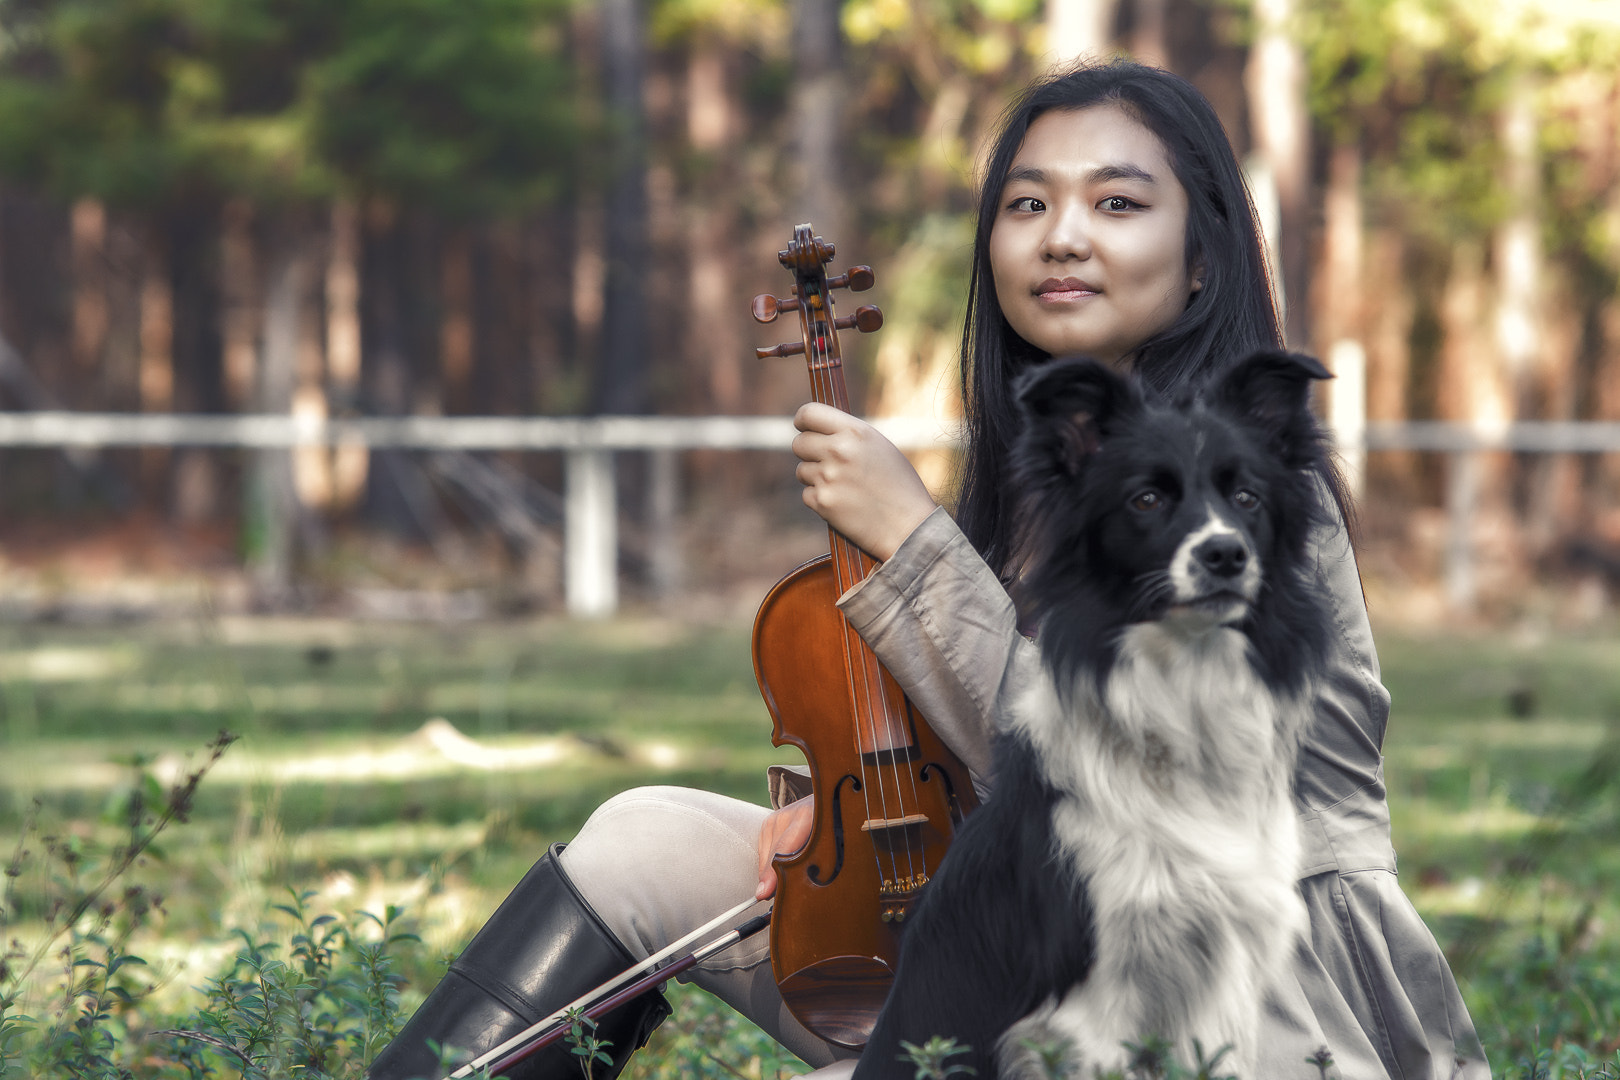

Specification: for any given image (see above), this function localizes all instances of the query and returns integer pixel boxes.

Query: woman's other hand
[756,797,815,900]
[792,403,937,561]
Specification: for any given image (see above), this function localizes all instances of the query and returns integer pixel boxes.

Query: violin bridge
[859,813,930,832]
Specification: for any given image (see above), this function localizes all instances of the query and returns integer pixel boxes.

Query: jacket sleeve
[833,505,1041,797]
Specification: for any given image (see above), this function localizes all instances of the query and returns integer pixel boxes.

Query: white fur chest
[1000,623,1313,1077]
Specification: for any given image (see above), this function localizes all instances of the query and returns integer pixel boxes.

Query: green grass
[1374,627,1620,1068]
[1,613,1617,1076]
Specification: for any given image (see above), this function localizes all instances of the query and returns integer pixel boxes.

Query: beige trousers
[556,785,859,1078]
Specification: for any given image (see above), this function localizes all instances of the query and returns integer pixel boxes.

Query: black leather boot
[368,844,671,1080]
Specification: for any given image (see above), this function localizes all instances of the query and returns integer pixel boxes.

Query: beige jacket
[803,505,1487,1080]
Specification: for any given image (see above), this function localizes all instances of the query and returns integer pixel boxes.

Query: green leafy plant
[565,1007,614,1079]
[900,1035,977,1079]
[1,732,236,1079]
[1305,1045,1337,1079]
[634,981,809,1079]
[156,897,420,1078]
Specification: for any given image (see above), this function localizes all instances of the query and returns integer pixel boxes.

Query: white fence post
[1446,451,1480,615]
[566,447,617,618]
[646,447,681,599]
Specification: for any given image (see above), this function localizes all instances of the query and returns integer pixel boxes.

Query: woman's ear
[1190,257,1206,293]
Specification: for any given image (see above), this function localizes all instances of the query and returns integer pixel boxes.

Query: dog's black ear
[1013,357,1139,477]
[1209,350,1330,463]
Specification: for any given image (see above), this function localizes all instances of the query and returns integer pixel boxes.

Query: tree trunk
[596,0,648,415]
[675,38,744,597]
[251,212,310,599]
[1436,242,1516,613]
[362,202,416,536]
[1495,77,1540,414]
[528,207,580,413]
[1044,0,1117,68]
[221,199,259,411]
[326,199,367,512]
[1244,0,1310,347]
[1364,226,1416,499]
[1130,0,1169,67]
[72,198,108,380]
[1317,142,1363,351]
[139,232,174,495]
[440,227,474,415]
[168,207,225,524]
[475,223,528,416]
[1493,77,1560,552]
[787,0,847,247]
[1316,142,1365,493]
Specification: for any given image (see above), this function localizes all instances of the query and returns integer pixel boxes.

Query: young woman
[371,60,1486,1080]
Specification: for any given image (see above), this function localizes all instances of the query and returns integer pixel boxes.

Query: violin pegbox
[751,226,882,359]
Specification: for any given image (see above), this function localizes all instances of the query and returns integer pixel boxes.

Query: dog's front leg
[997,980,1141,1080]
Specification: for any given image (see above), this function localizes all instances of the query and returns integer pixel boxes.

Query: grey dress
[819,505,1488,1080]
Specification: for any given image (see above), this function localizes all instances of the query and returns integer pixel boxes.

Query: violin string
[817,258,925,890]
[809,259,915,900]
[805,263,899,894]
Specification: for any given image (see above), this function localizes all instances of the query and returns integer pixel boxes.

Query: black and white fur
[853,351,1338,1080]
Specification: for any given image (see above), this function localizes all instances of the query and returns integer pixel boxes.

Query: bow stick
[480,909,774,1077]
[441,896,770,1080]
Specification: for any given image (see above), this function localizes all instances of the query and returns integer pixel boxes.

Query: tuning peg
[828,266,875,292]
[834,305,883,334]
[756,341,807,359]
[751,293,801,324]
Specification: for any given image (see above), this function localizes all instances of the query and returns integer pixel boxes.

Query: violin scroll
[752,230,881,358]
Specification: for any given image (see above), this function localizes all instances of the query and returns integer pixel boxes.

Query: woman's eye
[1100,195,1140,212]
[1006,195,1045,213]
[1130,490,1161,512]
[1233,490,1260,510]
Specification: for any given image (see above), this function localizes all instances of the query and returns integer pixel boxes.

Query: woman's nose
[1040,203,1092,261]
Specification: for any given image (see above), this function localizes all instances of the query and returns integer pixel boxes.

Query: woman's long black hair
[955,59,1285,577]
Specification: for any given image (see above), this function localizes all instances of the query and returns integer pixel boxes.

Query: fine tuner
[752,263,883,359]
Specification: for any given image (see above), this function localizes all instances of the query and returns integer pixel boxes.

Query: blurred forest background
[0,0,1616,618]
[3,2,1620,1075]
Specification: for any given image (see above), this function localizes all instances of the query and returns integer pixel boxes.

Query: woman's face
[988,105,1199,368]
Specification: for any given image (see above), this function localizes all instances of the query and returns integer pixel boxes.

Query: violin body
[750,225,980,1049]
[754,555,976,1047]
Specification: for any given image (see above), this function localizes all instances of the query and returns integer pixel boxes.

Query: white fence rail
[0,411,951,450]
[4,410,1620,616]
[0,412,959,617]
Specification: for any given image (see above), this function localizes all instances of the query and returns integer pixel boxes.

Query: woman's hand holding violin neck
[757,796,815,900]
[792,403,937,562]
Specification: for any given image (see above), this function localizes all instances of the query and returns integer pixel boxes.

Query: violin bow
[440,896,771,1080]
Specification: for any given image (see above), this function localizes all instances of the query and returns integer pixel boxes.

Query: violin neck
[805,324,877,588]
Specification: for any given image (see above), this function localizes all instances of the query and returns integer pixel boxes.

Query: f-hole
[806,773,861,886]
[919,763,967,827]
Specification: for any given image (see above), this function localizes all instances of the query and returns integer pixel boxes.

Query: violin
[750,225,979,1049]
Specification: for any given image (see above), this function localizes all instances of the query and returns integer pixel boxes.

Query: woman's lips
[1035,277,1100,301]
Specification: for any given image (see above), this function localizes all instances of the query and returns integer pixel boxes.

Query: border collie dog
[854,351,1337,1079]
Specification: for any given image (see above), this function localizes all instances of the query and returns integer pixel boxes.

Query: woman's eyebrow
[1087,163,1158,185]
[1003,162,1159,186]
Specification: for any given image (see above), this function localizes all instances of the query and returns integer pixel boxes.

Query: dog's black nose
[1195,535,1249,577]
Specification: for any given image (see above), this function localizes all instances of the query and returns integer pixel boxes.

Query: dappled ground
[2,611,1618,1074]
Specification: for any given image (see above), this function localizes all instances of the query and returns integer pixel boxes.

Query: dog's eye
[1130,490,1162,512]
[1233,489,1260,510]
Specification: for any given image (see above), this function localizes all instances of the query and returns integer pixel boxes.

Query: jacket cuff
[767,764,814,810]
